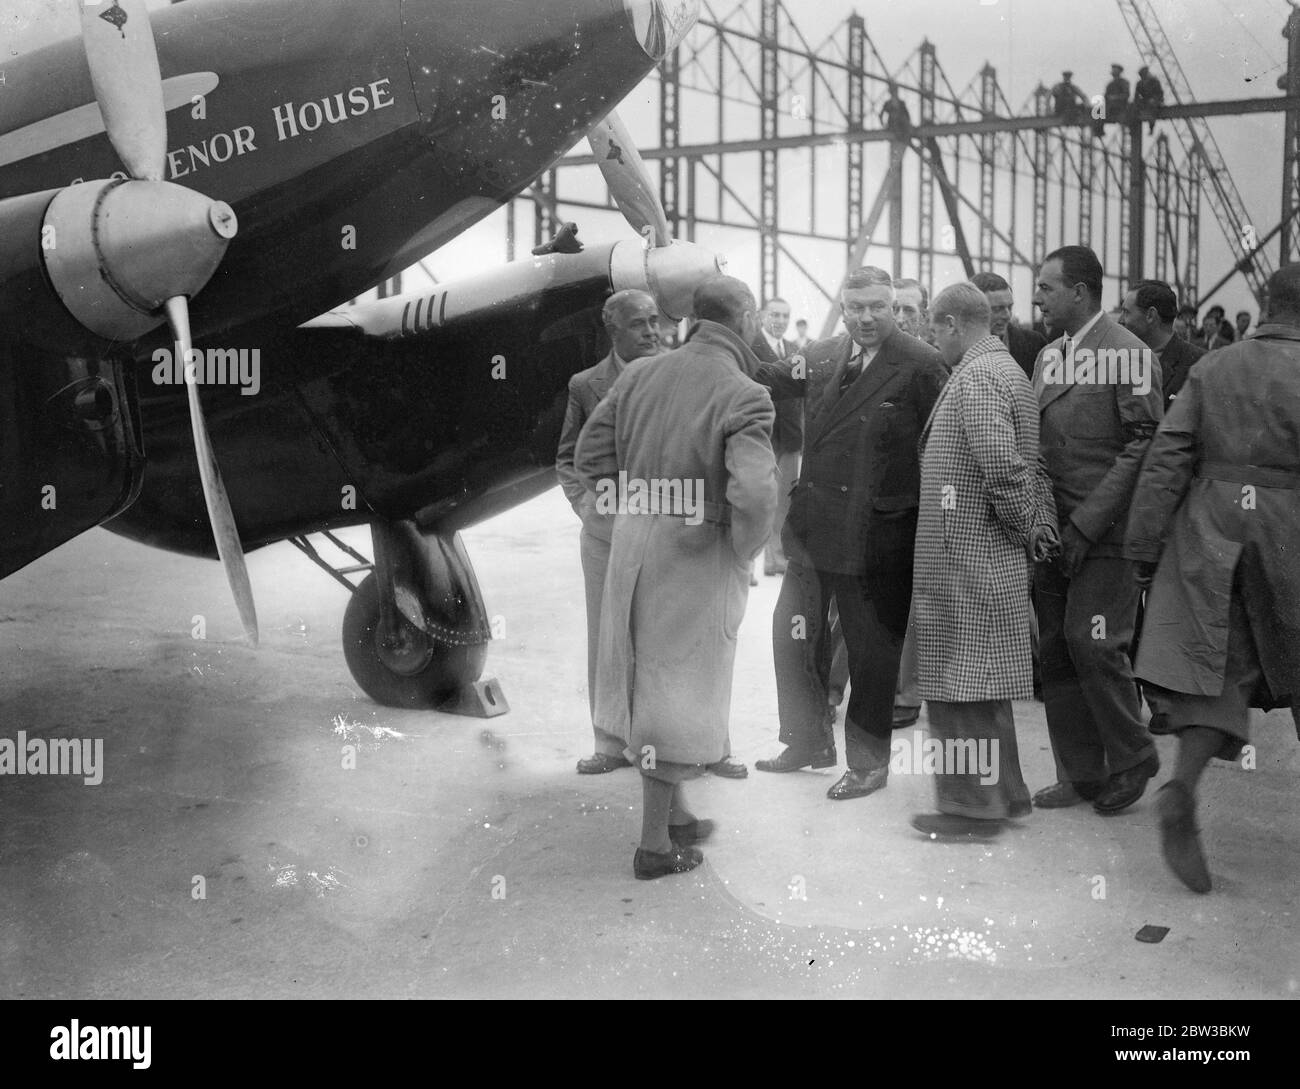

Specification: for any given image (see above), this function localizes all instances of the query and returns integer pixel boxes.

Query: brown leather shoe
[826,766,888,800]
[707,756,748,779]
[576,752,632,775]
[634,844,703,880]
[1155,781,1211,893]
[755,745,836,773]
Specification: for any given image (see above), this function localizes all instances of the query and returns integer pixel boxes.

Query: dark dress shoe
[577,752,632,774]
[1155,782,1211,893]
[634,844,703,880]
[707,756,748,779]
[755,745,836,773]
[749,572,759,586]
[827,766,888,800]
[892,704,921,728]
[668,818,715,846]
[911,812,1004,839]
[1032,779,1103,808]
[1093,754,1160,815]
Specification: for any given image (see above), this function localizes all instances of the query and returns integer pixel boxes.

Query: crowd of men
[555,245,1299,895]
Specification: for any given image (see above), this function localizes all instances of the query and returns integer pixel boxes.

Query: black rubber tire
[341,573,487,708]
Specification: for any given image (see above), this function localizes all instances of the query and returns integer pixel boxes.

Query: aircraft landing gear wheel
[342,573,487,708]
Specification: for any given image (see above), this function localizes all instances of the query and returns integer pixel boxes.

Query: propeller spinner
[60,0,259,644]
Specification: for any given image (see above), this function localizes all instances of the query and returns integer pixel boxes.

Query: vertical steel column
[1032,85,1050,271]
[505,198,516,262]
[1078,130,1094,250]
[1282,6,1300,264]
[918,40,937,293]
[660,44,682,239]
[1057,133,1067,244]
[1154,134,1171,282]
[1101,139,1111,272]
[716,34,725,220]
[846,14,866,266]
[759,0,779,301]
[686,157,698,243]
[1187,158,1201,303]
[1118,124,1131,283]
[1127,120,1146,286]
[979,64,997,267]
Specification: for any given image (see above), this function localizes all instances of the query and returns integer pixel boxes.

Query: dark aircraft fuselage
[0,0,696,570]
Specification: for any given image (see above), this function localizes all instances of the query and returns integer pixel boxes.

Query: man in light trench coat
[1126,263,1300,893]
[911,283,1060,839]
[574,276,778,880]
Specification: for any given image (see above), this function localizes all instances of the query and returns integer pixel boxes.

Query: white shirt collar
[1065,309,1104,345]
[762,329,785,354]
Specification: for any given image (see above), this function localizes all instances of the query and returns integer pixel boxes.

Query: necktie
[1061,334,1074,368]
[777,339,787,360]
[839,355,862,396]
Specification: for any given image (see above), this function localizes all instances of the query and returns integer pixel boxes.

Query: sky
[4,0,1292,327]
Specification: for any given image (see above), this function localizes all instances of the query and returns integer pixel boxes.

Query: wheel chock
[438,675,509,718]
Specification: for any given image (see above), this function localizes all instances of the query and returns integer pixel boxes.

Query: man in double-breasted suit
[1117,279,1206,407]
[750,298,802,576]
[754,267,948,799]
[1031,246,1163,815]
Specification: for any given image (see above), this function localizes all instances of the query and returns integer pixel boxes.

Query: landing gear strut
[289,521,507,715]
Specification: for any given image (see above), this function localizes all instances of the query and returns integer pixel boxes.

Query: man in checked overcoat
[911,284,1060,839]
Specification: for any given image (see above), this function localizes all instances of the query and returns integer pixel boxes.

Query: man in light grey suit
[557,290,663,774]
[557,289,748,778]
[1031,246,1163,815]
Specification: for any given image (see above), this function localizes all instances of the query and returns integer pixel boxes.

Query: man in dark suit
[1118,279,1206,407]
[753,267,948,799]
[1031,246,1162,815]
[972,271,1046,380]
[751,297,802,577]
[557,289,748,778]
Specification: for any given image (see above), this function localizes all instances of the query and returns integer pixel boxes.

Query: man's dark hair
[1130,280,1177,325]
[693,275,756,330]
[761,296,789,311]
[1206,304,1225,320]
[1236,310,1251,320]
[893,277,929,309]
[1043,245,1104,303]
[1177,303,1198,319]
[970,271,1011,294]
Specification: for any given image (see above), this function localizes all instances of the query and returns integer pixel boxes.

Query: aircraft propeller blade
[167,297,260,646]
[589,110,671,248]
[79,0,167,182]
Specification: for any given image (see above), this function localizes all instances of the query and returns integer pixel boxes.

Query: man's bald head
[693,276,758,338]
[602,289,661,362]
